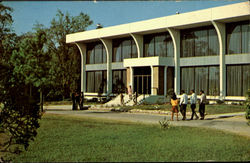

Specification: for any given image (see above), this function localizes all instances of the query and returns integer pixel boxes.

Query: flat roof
[66,1,250,44]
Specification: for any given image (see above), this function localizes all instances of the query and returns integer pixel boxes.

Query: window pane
[95,71,103,93]
[208,66,220,95]
[166,35,174,57]
[242,23,250,54]
[242,65,250,96]
[131,39,137,58]
[227,24,241,54]
[181,32,195,57]
[227,65,242,96]
[208,29,219,55]
[102,46,107,63]
[144,36,154,57]
[155,35,166,57]
[122,39,131,59]
[181,67,195,94]
[103,71,107,93]
[95,44,103,64]
[195,67,208,94]
[194,30,208,56]
[86,71,95,92]
[113,40,122,62]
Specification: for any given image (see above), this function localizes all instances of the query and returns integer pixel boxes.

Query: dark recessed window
[180,26,219,57]
[226,21,250,55]
[86,42,106,64]
[144,32,174,57]
[112,38,137,62]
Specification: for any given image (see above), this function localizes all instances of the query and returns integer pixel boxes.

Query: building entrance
[133,67,151,95]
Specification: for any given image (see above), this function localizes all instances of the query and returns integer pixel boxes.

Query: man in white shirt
[180,90,188,120]
[190,89,199,120]
[199,90,207,120]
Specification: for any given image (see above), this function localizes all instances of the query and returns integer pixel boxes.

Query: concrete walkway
[44,105,250,138]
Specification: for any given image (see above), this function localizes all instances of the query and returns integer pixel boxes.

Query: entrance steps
[104,94,151,107]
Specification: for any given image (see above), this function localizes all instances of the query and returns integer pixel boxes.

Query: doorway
[133,67,151,95]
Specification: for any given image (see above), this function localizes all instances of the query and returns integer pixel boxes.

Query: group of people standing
[170,90,207,121]
[72,91,84,110]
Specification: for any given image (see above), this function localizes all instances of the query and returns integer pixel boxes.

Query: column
[167,28,180,95]
[100,38,112,96]
[212,21,226,99]
[130,33,143,58]
[75,42,86,93]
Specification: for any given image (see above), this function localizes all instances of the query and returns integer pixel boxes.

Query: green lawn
[7,114,250,162]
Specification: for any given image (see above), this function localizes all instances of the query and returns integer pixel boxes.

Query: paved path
[44,105,250,138]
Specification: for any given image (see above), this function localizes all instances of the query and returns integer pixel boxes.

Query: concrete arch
[212,21,226,98]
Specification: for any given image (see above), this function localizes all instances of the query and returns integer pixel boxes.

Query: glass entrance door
[134,75,151,95]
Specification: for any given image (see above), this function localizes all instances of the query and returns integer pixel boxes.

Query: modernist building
[66,1,250,101]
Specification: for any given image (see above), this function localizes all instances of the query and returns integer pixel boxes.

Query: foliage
[8,114,250,162]
[216,99,225,104]
[166,88,174,97]
[159,117,170,129]
[0,98,40,153]
[0,63,41,157]
[245,89,250,125]
[34,10,93,99]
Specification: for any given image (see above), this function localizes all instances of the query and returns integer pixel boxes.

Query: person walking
[170,93,179,121]
[199,90,207,120]
[120,93,124,105]
[180,90,188,120]
[72,92,76,110]
[80,92,84,110]
[128,85,133,100]
[75,92,80,110]
[190,89,199,120]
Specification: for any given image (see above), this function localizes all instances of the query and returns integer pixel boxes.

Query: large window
[112,38,137,62]
[86,42,106,64]
[226,21,250,54]
[227,64,250,96]
[144,32,174,57]
[112,70,127,93]
[181,26,219,57]
[181,66,220,95]
[86,71,107,93]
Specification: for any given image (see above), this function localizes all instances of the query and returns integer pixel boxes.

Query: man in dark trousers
[72,92,76,110]
[75,92,80,110]
[199,90,207,120]
[180,90,188,120]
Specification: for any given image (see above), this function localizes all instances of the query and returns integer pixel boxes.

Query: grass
[6,114,250,162]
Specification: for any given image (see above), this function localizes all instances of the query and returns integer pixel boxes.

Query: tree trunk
[40,91,43,112]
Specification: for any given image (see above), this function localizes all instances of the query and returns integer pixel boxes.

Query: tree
[10,30,52,111]
[43,10,93,99]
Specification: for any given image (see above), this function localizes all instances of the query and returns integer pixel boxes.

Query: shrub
[0,95,41,154]
[216,99,224,105]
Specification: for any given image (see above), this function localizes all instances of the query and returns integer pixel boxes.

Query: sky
[2,0,248,36]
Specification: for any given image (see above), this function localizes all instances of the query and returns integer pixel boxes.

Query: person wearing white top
[199,90,207,120]
[180,90,188,120]
[190,89,199,120]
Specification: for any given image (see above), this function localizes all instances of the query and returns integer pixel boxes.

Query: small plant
[159,117,170,129]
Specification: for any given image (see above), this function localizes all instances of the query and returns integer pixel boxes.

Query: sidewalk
[44,105,250,138]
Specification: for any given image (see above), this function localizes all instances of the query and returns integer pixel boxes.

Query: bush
[0,96,41,153]
[245,90,250,126]
[216,99,224,105]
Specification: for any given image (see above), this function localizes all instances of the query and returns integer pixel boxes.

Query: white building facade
[66,1,250,101]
